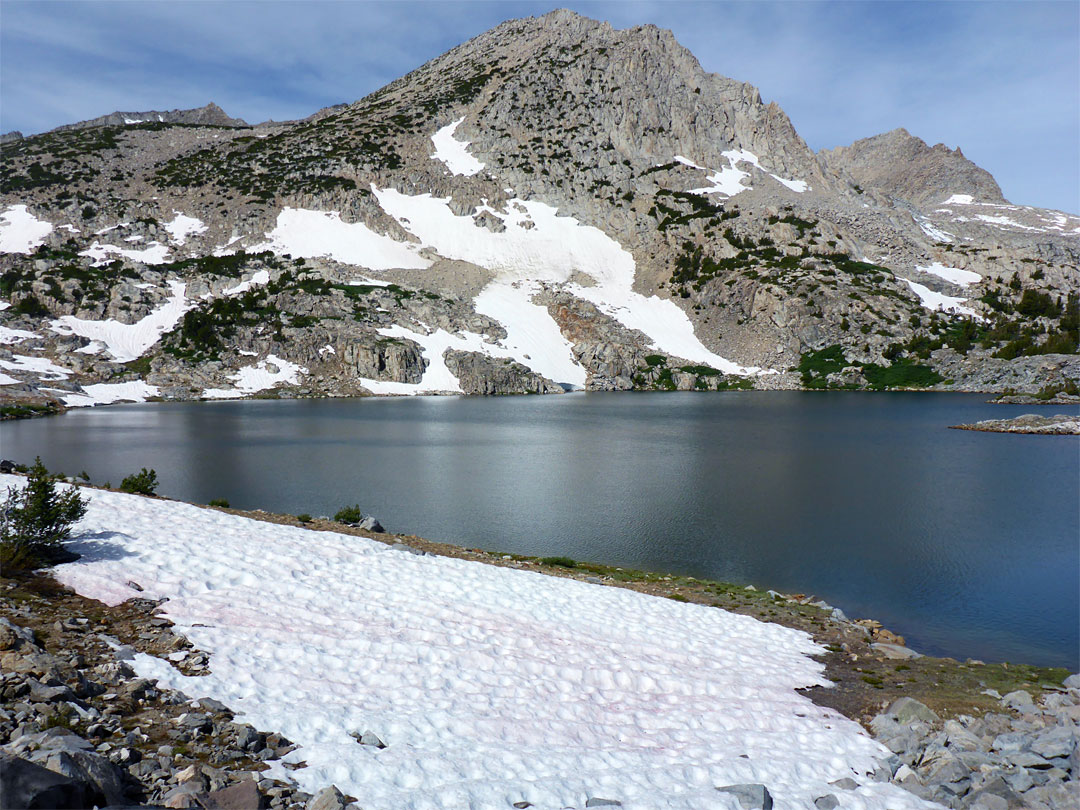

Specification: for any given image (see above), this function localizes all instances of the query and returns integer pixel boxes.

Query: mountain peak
[821,127,1005,206]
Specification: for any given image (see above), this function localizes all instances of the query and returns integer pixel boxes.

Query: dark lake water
[2,392,1077,669]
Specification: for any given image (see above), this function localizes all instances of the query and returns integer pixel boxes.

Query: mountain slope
[1,9,1077,410]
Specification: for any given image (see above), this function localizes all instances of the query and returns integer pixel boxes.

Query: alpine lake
[2,391,1077,669]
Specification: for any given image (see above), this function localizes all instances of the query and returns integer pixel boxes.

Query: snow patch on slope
[431,118,484,177]
[164,212,207,245]
[915,262,981,287]
[682,150,808,197]
[372,187,766,380]
[0,205,53,254]
[36,479,935,810]
[80,241,172,266]
[0,354,71,380]
[901,278,980,318]
[362,324,489,394]
[201,355,307,399]
[259,208,431,270]
[222,269,270,297]
[0,324,39,345]
[60,380,160,407]
[50,281,192,362]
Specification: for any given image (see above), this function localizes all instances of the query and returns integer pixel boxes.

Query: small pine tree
[119,468,158,495]
[0,457,88,570]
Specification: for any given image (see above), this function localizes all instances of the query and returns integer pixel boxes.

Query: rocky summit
[1,9,1077,409]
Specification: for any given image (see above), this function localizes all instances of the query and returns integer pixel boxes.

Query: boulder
[357,515,384,533]
[306,785,347,810]
[715,783,774,810]
[883,697,939,725]
[0,752,95,809]
[195,778,263,810]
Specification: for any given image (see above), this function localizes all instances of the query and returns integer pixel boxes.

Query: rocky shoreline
[2,491,1077,809]
[950,413,1080,435]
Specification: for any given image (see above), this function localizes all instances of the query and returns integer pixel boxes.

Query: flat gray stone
[1062,673,1080,690]
[813,795,838,810]
[585,799,622,808]
[1031,726,1076,759]
[871,642,923,660]
[828,778,858,791]
[1001,690,1034,710]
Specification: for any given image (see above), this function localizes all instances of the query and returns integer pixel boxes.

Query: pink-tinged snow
[60,380,160,407]
[0,353,71,379]
[681,151,808,197]
[431,118,485,177]
[202,355,307,399]
[915,262,981,287]
[901,279,980,319]
[0,205,53,254]
[258,208,431,270]
[223,269,271,296]
[80,240,172,266]
[50,281,192,362]
[372,187,767,380]
[164,213,208,245]
[0,323,39,344]
[26,479,938,810]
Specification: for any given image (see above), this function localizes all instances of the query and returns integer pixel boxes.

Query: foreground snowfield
[6,476,937,809]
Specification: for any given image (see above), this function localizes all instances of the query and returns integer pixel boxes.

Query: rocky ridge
[1,10,1077,409]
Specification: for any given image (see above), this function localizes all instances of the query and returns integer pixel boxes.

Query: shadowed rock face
[820,127,1006,207]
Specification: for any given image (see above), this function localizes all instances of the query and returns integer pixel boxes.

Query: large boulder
[0,752,95,809]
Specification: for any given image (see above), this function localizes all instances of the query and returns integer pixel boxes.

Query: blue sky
[2,1,1077,212]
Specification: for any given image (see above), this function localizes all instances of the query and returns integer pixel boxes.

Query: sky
[2,1,1077,213]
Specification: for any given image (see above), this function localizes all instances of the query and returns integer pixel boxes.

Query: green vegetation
[0,458,88,571]
[296,513,313,524]
[0,402,62,421]
[798,345,942,390]
[209,498,230,508]
[119,468,158,495]
[334,504,365,524]
[538,556,578,568]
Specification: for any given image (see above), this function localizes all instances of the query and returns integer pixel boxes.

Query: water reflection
[2,392,1076,667]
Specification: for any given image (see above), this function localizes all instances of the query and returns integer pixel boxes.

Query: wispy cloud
[1,0,1076,211]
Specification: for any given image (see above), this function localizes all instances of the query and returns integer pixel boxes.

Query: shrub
[0,457,88,570]
[209,498,230,508]
[334,504,364,524]
[119,468,158,495]
[539,556,577,568]
[296,513,313,523]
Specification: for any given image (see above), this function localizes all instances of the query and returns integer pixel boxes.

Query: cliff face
[1,10,1077,408]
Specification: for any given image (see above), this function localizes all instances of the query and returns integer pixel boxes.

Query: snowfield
[259,208,432,270]
[50,280,193,362]
[900,278,980,319]
[431,117,486,176]
[27,479,938,810]
[372,186,768,381]
[914,262,981,287]
[202,354,308,399]
[0,204,53,253]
